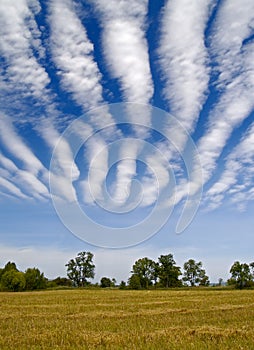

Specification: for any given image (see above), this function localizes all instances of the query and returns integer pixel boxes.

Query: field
[0,289,254,349]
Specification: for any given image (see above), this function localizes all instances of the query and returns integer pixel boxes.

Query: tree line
[1,251,254,291]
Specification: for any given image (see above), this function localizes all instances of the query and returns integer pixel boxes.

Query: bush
[1,270,26,292]
[119,281,126,289]
[24,268,47,290]
[51,277,72,287]
[128,274,142,289]
[100,277,112,288]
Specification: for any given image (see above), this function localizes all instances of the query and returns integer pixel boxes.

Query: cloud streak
[191,0,254,201]
[92,0,154,204]
[0,114,45,175]
[49,0,104,113]
[0,115,50,200]
[93,0,153,105]
[0,0,52,118]
[206,121,254,209]
[159,0,212,135]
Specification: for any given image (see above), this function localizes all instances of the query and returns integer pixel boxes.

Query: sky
[0,0,254,284]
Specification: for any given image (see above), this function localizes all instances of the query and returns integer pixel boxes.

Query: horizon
[0,0,254,284]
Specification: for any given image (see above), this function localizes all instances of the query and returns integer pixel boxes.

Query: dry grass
[0,289,254,349]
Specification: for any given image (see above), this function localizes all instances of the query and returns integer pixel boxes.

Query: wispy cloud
[80,135,109,203]
[39,120,80,202]
[48,0,103,112]
[93,0,153,105]
[152,0,213,209]
[0,173,28,200]
[0,115,50,200]
[206,121,254,209]
[91,0,154,204]
[1,0,253,212]
[192,1,254,200]
[159,0,212,135]
[113,139,141,204]
[0,0,52,117]
[48,0,122,203]
[0,114,46,175]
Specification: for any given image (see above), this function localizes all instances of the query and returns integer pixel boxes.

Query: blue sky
[0,0,254,283]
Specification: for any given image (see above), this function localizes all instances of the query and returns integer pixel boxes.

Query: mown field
[0,289,254,349]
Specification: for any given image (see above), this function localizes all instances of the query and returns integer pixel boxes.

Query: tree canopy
[0,262,46,292]
[182,259,209,287]
[128,254,182,289]
[65,251,95,287]
[228,261,253,289]
[158,254,182,288]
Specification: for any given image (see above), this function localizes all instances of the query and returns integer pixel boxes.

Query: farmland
[0,289,254,349]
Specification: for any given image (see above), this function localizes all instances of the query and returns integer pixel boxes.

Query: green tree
[51,277,72,287]
[218,278,223,286]
[130,257,157,289]
[66,251,95,287]
[158,254,182,288]
[1,261,18,274]
[198,269,210,286]
[24,268,47,290]
[119,280,126,289]
[228,261,252,289]
[111,278,117,287]
[1,270,26,292]
[100,277,112,288]
[183,259,209,287]
[250,262,254,279]
[128,274,142,289]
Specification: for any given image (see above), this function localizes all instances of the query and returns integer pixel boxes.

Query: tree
[1,261,18,273]
[66,251,95,287]
[250,262,254,279]
[198,269,210,286]
[218,278,223,286]
[0,262,18,282]
[119,281,126,289]
[1,270,26,292]
[100,277,112,288]
[158,254,182,288]
[51,277,72,287]
[24,268,47,290]
[111,278,117,287]
[183,259,209,286]
[128,274,142,289]
[228,261,252,289]
[130,257,157,289]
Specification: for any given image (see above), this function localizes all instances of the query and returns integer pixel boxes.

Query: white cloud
[0,119,50,200]
[15,170,49,200]
[210,0,254,89]
[83,136,109,202]
[48,0,121,204]
[0,176,29,200]
[48,0,104,113]
[93,0,153,105]
[0,0,50,105]
[0,115,51,200]
[112,139,141,204]
[0,114,45,175]
[206,122,254,208]
[191,1,254,201]
[159,0,212,135]
[90,1,153,205]
[40,121,80,202]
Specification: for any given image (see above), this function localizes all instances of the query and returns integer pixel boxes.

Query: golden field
[0,289,254,349]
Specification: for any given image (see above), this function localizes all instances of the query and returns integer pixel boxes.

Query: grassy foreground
[0,289,254,349]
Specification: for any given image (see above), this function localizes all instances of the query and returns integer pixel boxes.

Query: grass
[0,289,254,349]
